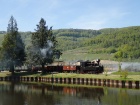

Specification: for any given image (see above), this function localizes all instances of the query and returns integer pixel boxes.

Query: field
[61,47,114,61]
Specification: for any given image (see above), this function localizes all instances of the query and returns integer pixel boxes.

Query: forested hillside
[0,26,140,61]
[53,29,101,50]
[53,27,140,61]
[84,26,140,60]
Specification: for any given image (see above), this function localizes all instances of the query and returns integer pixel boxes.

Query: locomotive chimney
[96,59,100,65]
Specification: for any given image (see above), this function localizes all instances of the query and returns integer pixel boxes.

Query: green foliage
[54,29,101,51]
[114,44,133,60]
[104,68,108,76]
[120,70,128,79]
[114,51,123,59]
[53,26,140,61]
[106,47,116,53]
[0,47,3,60]
[1,16,25,74]
[1,25,140,61]
[26,18,61,73]
[53,29,101,38]
[86,26,140,60]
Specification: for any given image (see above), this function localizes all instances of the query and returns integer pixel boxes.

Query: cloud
[67,8,130,29]
[0,0,135,31]
[68,18,106,30]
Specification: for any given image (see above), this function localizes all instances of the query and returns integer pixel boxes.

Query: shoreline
[0,76,139,89]
[0,71,139,89]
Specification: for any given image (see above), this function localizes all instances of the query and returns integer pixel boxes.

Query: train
[32,59,104,74]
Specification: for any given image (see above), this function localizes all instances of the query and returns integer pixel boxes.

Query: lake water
[0,82,139,105]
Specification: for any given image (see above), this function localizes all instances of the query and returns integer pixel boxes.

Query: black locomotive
[80,59,104,73]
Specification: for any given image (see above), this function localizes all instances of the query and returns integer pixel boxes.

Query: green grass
[0,72,11,77]
[61,51,113,61]
[112,71,140,75]
[0,72,139,81]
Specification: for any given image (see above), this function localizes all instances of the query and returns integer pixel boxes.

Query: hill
[0,26,140,61]
[83,26,140,61]
[54,26,140,61]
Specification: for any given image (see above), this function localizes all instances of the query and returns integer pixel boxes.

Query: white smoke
[121,62,140,72]
[47,40,53,47]
[40,40,53,59]
[40,48,48,58]
[102,60,140,72]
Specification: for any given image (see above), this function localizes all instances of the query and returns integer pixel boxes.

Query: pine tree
[27,18,61,73]
[2,16,25,74]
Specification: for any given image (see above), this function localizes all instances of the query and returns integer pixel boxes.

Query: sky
[0,0,140,32]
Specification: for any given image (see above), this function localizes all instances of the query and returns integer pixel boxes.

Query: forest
[49,26,140,61]
[0,26,140,61]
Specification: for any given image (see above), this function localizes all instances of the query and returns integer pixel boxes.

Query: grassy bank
[0,71,140,81]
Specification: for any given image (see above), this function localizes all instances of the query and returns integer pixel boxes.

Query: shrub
[120,70,128,79]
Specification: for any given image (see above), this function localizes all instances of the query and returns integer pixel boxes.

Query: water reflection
[0,82,139,105]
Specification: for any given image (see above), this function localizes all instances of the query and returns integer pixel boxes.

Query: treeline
[53,29,101,38]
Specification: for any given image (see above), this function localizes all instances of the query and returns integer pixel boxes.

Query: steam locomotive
[32,59,104,74]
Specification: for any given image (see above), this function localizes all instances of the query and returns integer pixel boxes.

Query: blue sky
[0,0,140,31]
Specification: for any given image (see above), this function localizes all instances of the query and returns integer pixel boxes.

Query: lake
[0,82,139,105]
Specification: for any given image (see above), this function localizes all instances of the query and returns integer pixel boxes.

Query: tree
[27,18,61,73]
[1,16,25,74]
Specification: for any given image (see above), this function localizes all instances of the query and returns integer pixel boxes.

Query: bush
[120,70,128,79]
[106,47,116,53]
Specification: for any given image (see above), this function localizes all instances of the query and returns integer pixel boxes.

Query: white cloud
[67,8,129,29]
[0,0,135,31]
